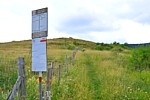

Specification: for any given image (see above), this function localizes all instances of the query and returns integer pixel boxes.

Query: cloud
[41,0,150,43]
[0,0,51,42]
[80,31,125,43]
[0,0,150,44]
[111,0,150,25]
[134,13,150,25]
[56,11,118,34]
[119,19,150,43]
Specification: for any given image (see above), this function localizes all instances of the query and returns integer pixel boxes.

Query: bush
[95,45,103,50]
[104,46,113,50]
[73,40,79,46]
[95,45,113,51]
[67,44,76,50]
[130,46,150,70]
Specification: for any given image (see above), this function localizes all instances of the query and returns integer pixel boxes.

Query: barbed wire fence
[0,47,79,99]
[43,48,79,99]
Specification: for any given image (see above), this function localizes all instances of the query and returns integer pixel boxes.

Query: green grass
[50,50,150,99]
[0,38,150,99]
[83,54,101,99]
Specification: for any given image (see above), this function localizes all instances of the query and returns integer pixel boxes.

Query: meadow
[0,38,150,99]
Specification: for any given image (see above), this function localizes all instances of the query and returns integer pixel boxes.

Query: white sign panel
[32,8,48,38]
[32,37,47,71]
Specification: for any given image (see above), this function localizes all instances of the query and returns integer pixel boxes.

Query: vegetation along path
[79,50,150,100]
[83,53,102,99]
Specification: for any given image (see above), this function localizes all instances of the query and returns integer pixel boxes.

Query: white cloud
[85,19,150,44]
[84,31,124,44]
[119,19,150,43]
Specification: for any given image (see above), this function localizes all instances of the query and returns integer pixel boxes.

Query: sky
[0,0,150,44]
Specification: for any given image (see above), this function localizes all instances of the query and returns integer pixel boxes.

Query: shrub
[95,45,103,50]
[104,46,113,50]
[81,48,86,52]
[73,40,79,46]
[95,45,113,51]
[96,42,101,45]
[130,46,150,70]
[67,44,76,50]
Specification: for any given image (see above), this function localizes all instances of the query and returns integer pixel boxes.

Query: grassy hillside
[0,38,150,99]
[0,37,128,50]
[0,37,96,49]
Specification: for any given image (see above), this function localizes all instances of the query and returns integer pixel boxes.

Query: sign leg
[39,71,42,100]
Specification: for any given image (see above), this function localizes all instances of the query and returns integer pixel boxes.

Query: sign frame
[31,7,48,72]
[32,7,48,39]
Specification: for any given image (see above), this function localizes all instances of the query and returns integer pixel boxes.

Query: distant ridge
[128,43,150,48]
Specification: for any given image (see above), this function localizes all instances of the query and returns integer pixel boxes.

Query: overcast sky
[0,0,150,44]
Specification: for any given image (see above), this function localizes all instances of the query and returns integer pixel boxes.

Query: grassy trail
[81,51,127,99]
[80,51,150,100]
[83,54,102,99]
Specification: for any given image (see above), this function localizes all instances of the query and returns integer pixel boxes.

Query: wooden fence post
[72,50,76,64]
[46,68,52,100]
[66,55,68,74]
[18,57,26,100]
[7,57,26,100]
[51,61,54,76]
[58,65,61,84]
[72,51,75,60]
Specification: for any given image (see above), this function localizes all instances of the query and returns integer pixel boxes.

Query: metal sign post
[32,7,48,100]
[39,71,42,100]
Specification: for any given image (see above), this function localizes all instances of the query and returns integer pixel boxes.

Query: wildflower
[130,89,132,91]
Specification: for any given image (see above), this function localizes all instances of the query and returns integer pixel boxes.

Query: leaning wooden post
[18,57,26,100]
[7,76,22,100]
[58,65,61,84]
[66,55,68,74]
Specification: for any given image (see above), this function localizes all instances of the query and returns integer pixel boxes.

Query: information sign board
[32,37,47,71]
[32,8,48,38]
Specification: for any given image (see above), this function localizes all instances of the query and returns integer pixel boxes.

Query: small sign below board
[32,7,48,39]
[32,37,47,71]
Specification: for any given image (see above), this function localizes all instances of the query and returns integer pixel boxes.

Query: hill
[0,37,95,49]
[0,37,128,51]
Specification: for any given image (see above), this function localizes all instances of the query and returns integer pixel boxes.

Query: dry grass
[0,38,150,99]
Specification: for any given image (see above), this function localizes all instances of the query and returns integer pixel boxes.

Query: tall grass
[0,39,150,99]
[51,50,150,99]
